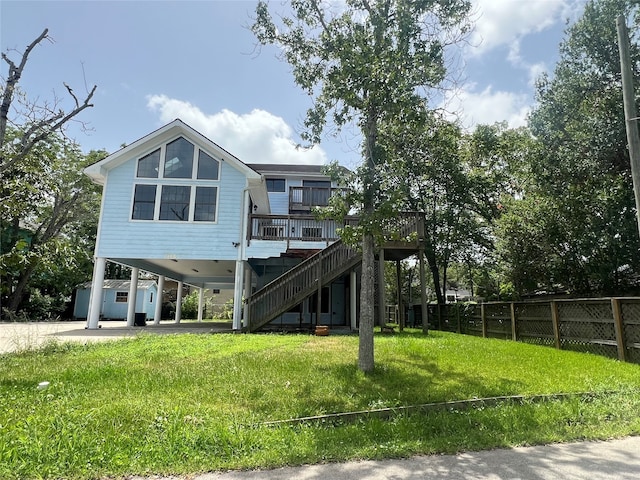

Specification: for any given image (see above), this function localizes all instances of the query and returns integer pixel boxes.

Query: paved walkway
[0,320,233,353]
[138,436,640,480]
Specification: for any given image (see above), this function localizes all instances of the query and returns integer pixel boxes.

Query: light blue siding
[73,285,157,320]
[97,156,246,261]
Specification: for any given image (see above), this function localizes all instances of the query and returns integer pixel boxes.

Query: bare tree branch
[0,28,97,175]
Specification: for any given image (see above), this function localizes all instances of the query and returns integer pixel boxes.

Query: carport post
[86,257,106,329]
[126,267,139,327]
[197,287,204,322]
[174,281,183,324]
[153,275,164,325]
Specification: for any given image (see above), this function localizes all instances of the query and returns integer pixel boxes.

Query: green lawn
[1,329,640,479]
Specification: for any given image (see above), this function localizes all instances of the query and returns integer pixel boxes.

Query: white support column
[174,281,183,324]
[126,267,139,326]
[232,260,245,331]
[86,257,106,329]
[197,287,204,323]
[153,275,164,325]
[350,270,357,330]
[243,264,252,328]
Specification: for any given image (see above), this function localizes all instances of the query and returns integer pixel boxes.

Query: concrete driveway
[0,320,234,353]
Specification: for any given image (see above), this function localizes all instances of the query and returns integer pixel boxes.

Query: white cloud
[470,0,576,55]
[471,0,586,57]
[146,94,328,165]
[442,85,530,130]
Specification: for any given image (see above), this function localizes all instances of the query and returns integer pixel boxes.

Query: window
[212,288,220,294]
[266,178,286,192]
[132,184,157,220]
[115,292,128,303]
[132,137,221,221]
[194,186,217,222]
[163,138,194,178]
[149,292,153,303]
[197,150,219,179]
[137,149,160,178]
[160,185,191,221]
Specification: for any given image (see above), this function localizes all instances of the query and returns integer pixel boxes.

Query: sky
[0,0,589,169]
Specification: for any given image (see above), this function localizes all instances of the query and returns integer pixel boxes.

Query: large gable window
[132,184,157,220]
[197,150,219,180]
[163,138,194,178]
[159,186,191,221]
[194,187,217,221]
[132,136,221,222]
[137,149,160,178]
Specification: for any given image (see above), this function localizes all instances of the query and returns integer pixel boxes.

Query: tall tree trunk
[358,232,375,373]
[423,238,444,305]
[7,261,37,312]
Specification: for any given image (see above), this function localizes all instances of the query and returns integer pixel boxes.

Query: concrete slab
[0,320,234,354]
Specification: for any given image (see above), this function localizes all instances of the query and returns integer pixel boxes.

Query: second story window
[266,178,286,192]
[163,138,194,178]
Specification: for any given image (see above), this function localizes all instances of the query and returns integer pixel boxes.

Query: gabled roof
[84,119,262,185]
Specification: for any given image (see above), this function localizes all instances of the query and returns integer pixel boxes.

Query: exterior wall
[74,286,157,320]
[96,149,246,261]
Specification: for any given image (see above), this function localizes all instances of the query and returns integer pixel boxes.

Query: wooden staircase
[245,213,424,332]
[246,240,361,332]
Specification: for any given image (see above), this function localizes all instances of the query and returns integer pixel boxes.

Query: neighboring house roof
[248,164,328,175]
[79,280,157,290]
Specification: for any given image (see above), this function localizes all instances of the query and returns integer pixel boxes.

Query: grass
[1,329,640,479]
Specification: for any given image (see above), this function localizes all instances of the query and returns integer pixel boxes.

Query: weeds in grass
[0,330,639,479]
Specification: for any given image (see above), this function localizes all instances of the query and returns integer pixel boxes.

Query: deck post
[174,281,183,324]
[126,267,139,326]
[350,270,358,330]
[243,264,252,329]
[396,259,404,331]
[86,257,106,329]
[378,248,386,326]
[419,248,428,334]
[153,275,164,325]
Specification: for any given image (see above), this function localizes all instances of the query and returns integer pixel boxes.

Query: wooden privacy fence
[428,298,640,364]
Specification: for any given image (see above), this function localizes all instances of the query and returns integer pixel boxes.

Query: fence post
[510,302,517,341]
[481,303,487,338]
[550,301,561,350]
[611,298,627,362]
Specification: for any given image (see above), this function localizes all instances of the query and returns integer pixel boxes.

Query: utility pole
[617,15,640,238]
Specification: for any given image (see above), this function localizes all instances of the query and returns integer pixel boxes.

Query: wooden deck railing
[246,239,361,332]
[249,215,358,242]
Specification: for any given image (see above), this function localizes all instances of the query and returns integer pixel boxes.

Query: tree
[1,29,98,317]
[503,0,640,296]
[0,135,104,316]
[253,0,472,372]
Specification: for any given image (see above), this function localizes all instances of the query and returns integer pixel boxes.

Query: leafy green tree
[252,0,472,372]
[1,28,97,318]
[500,0,640,296]
[0,136,104,316]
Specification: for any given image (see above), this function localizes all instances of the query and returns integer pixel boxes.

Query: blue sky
[1,0,588,169]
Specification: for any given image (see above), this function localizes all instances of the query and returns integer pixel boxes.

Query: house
[73,279,157,321]
[83,119,427,331]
